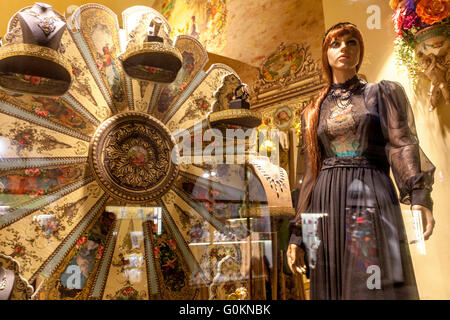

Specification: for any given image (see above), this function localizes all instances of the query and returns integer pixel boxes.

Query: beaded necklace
[329,76,365,110]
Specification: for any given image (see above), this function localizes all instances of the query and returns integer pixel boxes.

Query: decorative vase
[414,23,450,110]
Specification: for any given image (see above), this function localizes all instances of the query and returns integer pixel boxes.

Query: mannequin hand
[287,243,306,275]
[412,205,435,240]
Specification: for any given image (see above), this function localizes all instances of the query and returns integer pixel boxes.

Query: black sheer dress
[289,76,435,300]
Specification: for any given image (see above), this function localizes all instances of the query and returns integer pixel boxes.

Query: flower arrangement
[390,0,449,82]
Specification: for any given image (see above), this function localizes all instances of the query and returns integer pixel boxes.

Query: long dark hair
[303,22,364,180]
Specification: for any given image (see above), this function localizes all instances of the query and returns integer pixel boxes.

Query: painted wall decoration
[261,44,306,83]
[273,106,293,130]
[162,0,324,70]
[164,0,228,53]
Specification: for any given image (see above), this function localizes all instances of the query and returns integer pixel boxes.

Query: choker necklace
[329,76,365,109]
[0,269,6,291]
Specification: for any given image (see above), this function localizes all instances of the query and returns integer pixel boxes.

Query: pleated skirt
[307,163,419,300]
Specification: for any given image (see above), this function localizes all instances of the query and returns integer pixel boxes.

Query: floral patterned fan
[0,4,287,300]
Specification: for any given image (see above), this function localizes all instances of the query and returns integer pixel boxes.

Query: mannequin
[17,2,66,50]
[0,266,15,300]
[287,22,435,300]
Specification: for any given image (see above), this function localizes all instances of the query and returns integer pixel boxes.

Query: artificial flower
[167,239,177,250]
[392,8,407,35]
[403,9,422,30]
[416,0,450,25]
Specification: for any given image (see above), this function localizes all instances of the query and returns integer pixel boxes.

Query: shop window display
[0,1,447,302]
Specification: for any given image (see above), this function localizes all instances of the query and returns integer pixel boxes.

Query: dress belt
[321,156,385,170]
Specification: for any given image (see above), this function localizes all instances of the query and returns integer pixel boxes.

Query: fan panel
[36,208,115,300]
[0,181,105,280]
[0,157,88,171]
[144,216,199,300]
[174,173,251,228]
[0,113,89,158]
[179,163,254,196]
[0,91,97,137]
[165,65,237,132]
[0,163,90,209]
[101,208,149,300]
[74,4,129,113]
[60,30,112,122]
[151,36,209,121]
[162,190,213,247]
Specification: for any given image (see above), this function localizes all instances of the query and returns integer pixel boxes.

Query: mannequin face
[326,33,360,75]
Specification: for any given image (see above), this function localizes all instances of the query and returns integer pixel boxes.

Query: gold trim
[0,43,72,79]
[119,41,182,65]
[208,109,262,127]
[244,206,295,218]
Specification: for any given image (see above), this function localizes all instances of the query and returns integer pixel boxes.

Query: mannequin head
[321,22,364,84]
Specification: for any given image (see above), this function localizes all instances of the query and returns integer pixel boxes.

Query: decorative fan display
[0,4,294,300]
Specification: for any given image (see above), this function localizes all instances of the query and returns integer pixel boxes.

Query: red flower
[18,138,27,146]
[52,97,59,102]
[144,66,158,73]
[167,239,176,250]
[30,76,41,85]
[30,189,44,197]
[14,246,24,255]
[180,83,187,90]
[153,246,160,259]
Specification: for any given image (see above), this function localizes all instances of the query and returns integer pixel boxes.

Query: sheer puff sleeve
[288,111,315,246]
[377,80,435,211]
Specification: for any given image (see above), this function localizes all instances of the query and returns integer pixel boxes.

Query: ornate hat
[0,3,73,96]
[120,16,182,83]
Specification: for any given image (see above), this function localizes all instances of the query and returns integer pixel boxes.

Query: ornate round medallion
[89,112,179,203]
